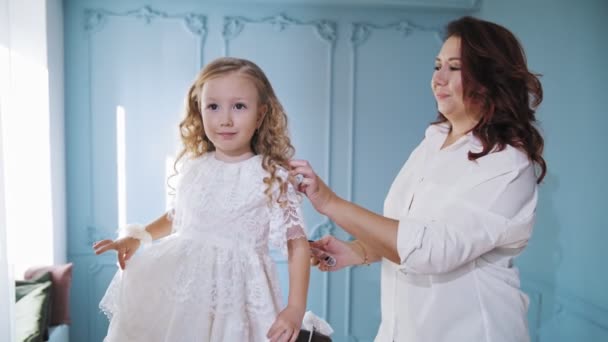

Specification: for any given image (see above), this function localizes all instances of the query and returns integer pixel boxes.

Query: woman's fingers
[288,160,317,182]
[310,235,332,250]
[318,262,331,272]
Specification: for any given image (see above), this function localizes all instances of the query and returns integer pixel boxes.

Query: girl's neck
[213,150,255,163]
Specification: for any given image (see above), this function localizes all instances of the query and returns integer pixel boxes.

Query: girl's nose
[219,111,233,127]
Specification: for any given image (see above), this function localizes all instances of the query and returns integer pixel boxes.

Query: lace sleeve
[268,170,307,255]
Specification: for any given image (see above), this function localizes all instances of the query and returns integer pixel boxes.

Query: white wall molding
[195,0,480,11]
[222,13,336,55]
[84,5,207,37]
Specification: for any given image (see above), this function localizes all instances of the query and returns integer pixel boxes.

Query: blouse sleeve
[397,150,538,275]
[268,169,307,255]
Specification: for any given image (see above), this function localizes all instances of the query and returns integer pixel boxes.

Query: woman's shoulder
[474,144,533,180]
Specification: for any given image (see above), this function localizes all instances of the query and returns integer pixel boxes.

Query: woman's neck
[441,114,479,149]
[447,115,478,136]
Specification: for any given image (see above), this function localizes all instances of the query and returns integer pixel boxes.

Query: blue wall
[63,0,608,341]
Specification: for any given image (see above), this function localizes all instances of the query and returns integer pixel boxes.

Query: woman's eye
[234,103,247,110]
[206,104,218,110]
[434,65,441,70]
[449,65,461,71]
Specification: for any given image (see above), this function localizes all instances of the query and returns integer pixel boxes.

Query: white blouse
[376,123,537,342]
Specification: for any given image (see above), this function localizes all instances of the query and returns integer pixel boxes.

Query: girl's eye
[234,103,247,110]
[449,65,461,71]
[434,65,441,71]
[206,104,218,110]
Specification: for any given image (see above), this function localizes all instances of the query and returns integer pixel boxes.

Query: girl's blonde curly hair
[173,57,295,204]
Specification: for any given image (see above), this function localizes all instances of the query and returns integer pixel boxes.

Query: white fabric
[100,152,307,342]
[117,223,152,244]
[376,123,537,342]
[301,311,334,336]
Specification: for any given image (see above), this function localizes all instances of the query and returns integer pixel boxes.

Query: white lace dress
[99,152,307,342]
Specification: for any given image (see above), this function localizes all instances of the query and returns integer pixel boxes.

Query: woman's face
[431,36,466,120]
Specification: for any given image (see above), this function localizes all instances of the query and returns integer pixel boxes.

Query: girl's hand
[289,159,335,216]
[267,305,305,342]
[310,235,363,272]
[93,237,141,270]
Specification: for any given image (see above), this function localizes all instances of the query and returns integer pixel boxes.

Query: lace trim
[268,169,307,255]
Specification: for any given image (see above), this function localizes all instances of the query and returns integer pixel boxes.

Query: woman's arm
[309,237,383,272]
[350,240,383,265]
[290,157,537,273]
[324,197,401,263]
[290,159,402,263]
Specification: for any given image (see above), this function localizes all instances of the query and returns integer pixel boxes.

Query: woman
[290,16,545,342]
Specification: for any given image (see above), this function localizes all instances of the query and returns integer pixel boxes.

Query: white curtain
[0,103,14,342]
[0,0,15,340]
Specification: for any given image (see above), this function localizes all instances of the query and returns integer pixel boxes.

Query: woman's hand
[310,235,364,272]
[93,237,141,270]
[267,305,305,342]
[289,159,336,216]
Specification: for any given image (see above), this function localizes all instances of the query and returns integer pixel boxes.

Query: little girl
[93,57,311,342]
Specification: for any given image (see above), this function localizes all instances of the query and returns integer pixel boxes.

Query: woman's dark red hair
[436,16,547,183]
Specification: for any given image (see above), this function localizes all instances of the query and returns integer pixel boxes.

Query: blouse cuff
[396,217,427,266]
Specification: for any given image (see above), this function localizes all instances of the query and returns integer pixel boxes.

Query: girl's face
[200,72,265,161]
[431,36,466,121]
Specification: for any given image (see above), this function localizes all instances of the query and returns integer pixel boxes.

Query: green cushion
[15,272,51,302]
[15,272,52,342]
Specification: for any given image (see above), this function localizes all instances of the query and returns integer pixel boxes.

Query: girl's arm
[144,212,174,240]
[286,237,311,310]
[93,212,173,269]
[267,237,310,342]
